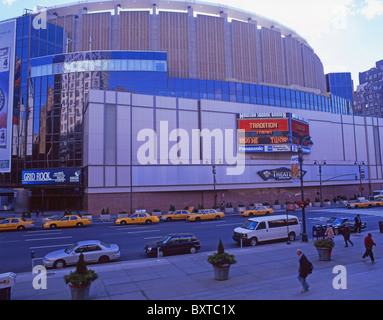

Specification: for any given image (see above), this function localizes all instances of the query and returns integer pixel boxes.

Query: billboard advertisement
[21,168,82,185]
[237,112,311,153]
[0,20,16,172]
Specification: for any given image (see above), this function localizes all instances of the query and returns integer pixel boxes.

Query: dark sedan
[326,217,367,235]
[145,233,201,257]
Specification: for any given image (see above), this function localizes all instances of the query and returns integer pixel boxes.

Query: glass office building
[326,72,354,104]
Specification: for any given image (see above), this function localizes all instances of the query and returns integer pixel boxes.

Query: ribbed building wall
[284,36,304,87]
[260,27,285,86]
[81,12,111,51]
[197,14,226,81]
[120,11,150,51]
[231,19,258,83]
[159,11,189,78]
[49,7,326,93]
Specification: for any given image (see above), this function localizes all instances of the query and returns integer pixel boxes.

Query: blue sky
[1,0,383,88]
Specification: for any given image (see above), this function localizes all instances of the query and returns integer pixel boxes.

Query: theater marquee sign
[257,167,307,181]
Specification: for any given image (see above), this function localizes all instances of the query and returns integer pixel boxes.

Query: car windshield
[332,218,345,224]
[65,243,78,254]
[241,220,259,230]
[159,235,171,244]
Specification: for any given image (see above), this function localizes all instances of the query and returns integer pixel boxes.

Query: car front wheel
[190,246,197,254]
[53,259,66,269]
[250,237,258,246]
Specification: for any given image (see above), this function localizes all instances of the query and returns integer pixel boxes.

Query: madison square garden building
[1,0,383,215]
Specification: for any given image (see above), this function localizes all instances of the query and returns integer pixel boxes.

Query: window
[70,216,78,220]
[256,222,266,230]
[268,219,286,228]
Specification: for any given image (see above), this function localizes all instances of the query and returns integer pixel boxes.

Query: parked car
[345,198,374,209]
[371,199,383,207]
[115,212,159,225]
[233,215,301,246]
[0,217,35,231]
[42,215,91,229]
[324,217,367,235]
[42,240,120,269]
[239,205,274,217]
[145,233,201,257]
[186,209,225,222]
[160,210,190,222]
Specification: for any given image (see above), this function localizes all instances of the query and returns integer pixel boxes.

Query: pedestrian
[362,233,376,262]
[342,224,353,247]
[325,225,335,244]
[354,214,362,233]
[296,249,313,293]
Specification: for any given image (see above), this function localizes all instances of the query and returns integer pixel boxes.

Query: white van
[233,215,301,246]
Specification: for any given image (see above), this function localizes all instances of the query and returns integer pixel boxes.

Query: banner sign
[22,168,82,185]
[0,20,16,172]
[258,167,307,181]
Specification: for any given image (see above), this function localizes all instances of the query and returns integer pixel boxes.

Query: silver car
[42,240,120,269]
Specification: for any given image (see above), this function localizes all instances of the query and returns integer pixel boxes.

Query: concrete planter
[117,213,129,219]
[100,214,111,222]
[316,247,332,261]
[213,265,231,281]
[324,201,332,206]
[82,215,93,221]
[273,205,281,210]
[313,202,321,207]
[225,208,234,214]
[151,211,162,216]
[237,207,246,212]
[69,285,91,300]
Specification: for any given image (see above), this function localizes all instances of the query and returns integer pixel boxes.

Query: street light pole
[288,135,312,243]
[212,164,217,209]
[314,160,326,207]
[354,161,365,197]
[298,150,308,242]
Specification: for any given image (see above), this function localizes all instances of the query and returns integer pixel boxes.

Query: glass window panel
[141,60,148,70]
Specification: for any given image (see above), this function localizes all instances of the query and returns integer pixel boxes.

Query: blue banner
[22,168,82,185]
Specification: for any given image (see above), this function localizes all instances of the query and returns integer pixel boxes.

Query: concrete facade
[83,90,383,215]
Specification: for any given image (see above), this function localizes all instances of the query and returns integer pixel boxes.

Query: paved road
[1,206,383,274]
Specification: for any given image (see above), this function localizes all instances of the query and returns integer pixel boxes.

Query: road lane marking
[24,229,63,234]
[25,236,72,242]
[215,223,243,227]
[102,230,160,236]
[29,244,73,250]
[144,236,162,240]
[0,240,21,244]
[23,232,63,237]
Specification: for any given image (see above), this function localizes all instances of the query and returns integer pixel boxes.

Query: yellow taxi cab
[160,207,194,222]
[371,199,383,207]
[345,198,374,209]
[115,212,160,225]
[0,217,35,231]
[43,215,91,229]
[186,209,225,222]
[239,205,274,217]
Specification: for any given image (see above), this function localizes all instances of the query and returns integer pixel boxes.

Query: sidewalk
[9,231,383,300]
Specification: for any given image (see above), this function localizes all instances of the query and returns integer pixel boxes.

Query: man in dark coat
[354,214,362,233]
[342,224,353,247]
[296,249,313,292]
